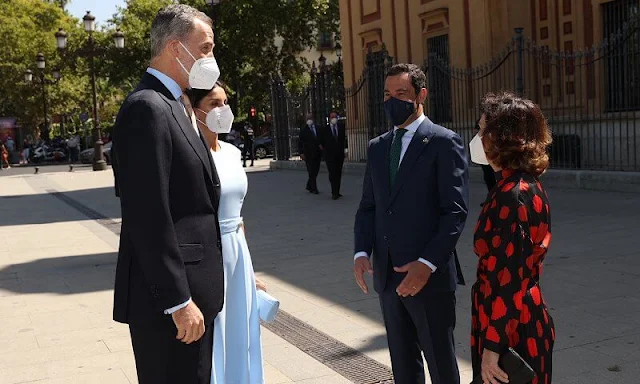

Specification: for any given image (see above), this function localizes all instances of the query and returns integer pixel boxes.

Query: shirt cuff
[418,258,437,272]
[354,252,369,261]
[164,298,191,315]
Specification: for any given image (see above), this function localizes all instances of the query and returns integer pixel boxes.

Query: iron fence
[272,10,640,171]
[425,18,640,171]
[269,61,345,161]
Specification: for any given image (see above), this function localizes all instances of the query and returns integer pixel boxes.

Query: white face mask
[196,105,234,134]
[176,41,220,90]
[306,119,314,126]
[469,133,489,165]
[330,118,338,125]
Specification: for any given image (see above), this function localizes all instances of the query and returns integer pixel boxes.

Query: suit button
[387,210,392,215]
[383,236,388,241]
[217,240,222,248]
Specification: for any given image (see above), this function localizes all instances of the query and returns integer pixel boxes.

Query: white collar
[394,114,426,134]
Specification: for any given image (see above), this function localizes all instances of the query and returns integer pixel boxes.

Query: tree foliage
[103,0,340,116]
[0,0,340,138]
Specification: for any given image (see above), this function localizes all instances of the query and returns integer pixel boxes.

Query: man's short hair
[150,4,212,58]
[386,63,427,95]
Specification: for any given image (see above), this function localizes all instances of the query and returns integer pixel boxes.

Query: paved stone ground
[0,163,639,383]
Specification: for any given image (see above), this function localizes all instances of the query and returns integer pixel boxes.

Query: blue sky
[67,0,127,27]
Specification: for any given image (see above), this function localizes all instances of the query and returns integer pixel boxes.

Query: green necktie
[389,128,407,187]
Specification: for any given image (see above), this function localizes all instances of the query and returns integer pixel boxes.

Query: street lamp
[113,29,125,49]
[335,42,342,60]
[56,11,125,171]
[36,53,46,69]
[26,53,61,141]
[318,53,327,68]
[55,28,67,49]
[83,11,96,32]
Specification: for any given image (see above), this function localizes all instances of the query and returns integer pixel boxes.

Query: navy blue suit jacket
[354,117,469,294]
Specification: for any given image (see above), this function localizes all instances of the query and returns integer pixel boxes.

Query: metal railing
[272,11,640,171]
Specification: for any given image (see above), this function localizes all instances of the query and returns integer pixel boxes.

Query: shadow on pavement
[0,187,120,227]
[0,252,117,295]
[3,168,640,381]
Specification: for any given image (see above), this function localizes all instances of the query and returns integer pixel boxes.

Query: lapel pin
[422,137,430,144]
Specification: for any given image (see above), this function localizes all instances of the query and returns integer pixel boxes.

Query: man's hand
[354,257,373,294]
[300,154,306,161]
[481,349,509,384]
[172,301,205,344]
[394,261,432,297]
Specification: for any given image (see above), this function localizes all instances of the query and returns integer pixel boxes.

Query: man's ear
[418,88,428,104]
[168,40,181,58]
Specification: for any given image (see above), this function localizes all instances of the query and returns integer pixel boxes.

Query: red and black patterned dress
[471,169,555,384]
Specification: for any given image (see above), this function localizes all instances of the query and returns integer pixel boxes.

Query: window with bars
[603,0,640,111]
[318,32,334,50]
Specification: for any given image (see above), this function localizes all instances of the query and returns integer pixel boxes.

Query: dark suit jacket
[298,124,322,159]
[354,117,469,293]
[111,72,224,325]
[320,122,347,160]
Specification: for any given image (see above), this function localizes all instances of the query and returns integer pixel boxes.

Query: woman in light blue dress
[188,82,266,384]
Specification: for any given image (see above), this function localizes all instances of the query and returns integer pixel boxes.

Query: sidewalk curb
[270,160,640,193]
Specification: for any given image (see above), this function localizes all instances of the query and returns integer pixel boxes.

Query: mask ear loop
[194,108,208,128]
[175,41,197,74]
[179,41,198,61]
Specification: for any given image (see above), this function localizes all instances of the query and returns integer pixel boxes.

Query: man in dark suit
[320,111,347,200]
[298,113,322,194]
[354,64,469,384]
[111,5,223,384]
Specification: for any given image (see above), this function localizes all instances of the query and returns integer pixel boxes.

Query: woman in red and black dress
[470,92,555,384]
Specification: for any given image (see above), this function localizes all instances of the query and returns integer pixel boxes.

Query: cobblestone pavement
[0,165,638,383]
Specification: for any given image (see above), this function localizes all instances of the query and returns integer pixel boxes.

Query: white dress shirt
[354,113,437,272]
[146,67,195,315]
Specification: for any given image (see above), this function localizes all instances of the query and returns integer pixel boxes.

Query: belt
[219,217,243,235]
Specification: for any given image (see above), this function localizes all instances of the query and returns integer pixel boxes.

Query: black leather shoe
[312,190,319,195]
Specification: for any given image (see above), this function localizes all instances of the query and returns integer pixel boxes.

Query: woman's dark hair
[480,91,552,176]
[186,80,228,109]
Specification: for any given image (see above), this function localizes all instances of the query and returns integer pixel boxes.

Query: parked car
[80,141,112,164]
[235,134,274,159]
[252,135,274,159]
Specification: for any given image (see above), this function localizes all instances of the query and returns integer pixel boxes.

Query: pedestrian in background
[298,113,322,194]
[21,139,30,165]
[67,135,80,163]
[1,143,10,169]
[469,92,555,384]
[241,122,254,168]
[320,111,347,200]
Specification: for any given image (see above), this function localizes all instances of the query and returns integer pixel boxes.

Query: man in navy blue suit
[354,64,469,384]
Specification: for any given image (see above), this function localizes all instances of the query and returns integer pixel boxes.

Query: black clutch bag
[470,348,535,384]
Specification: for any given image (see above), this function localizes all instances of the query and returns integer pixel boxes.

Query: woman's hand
[255,278,267,292]
[481,349,509,384]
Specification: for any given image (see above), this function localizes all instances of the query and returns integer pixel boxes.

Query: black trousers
[325,155,344,196]
[242,143,254,166]
[379,280,459,384]
[129,317,214,384]
[304,155,321,192]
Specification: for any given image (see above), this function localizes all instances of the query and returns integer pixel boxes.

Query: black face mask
[384,97,416,126]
